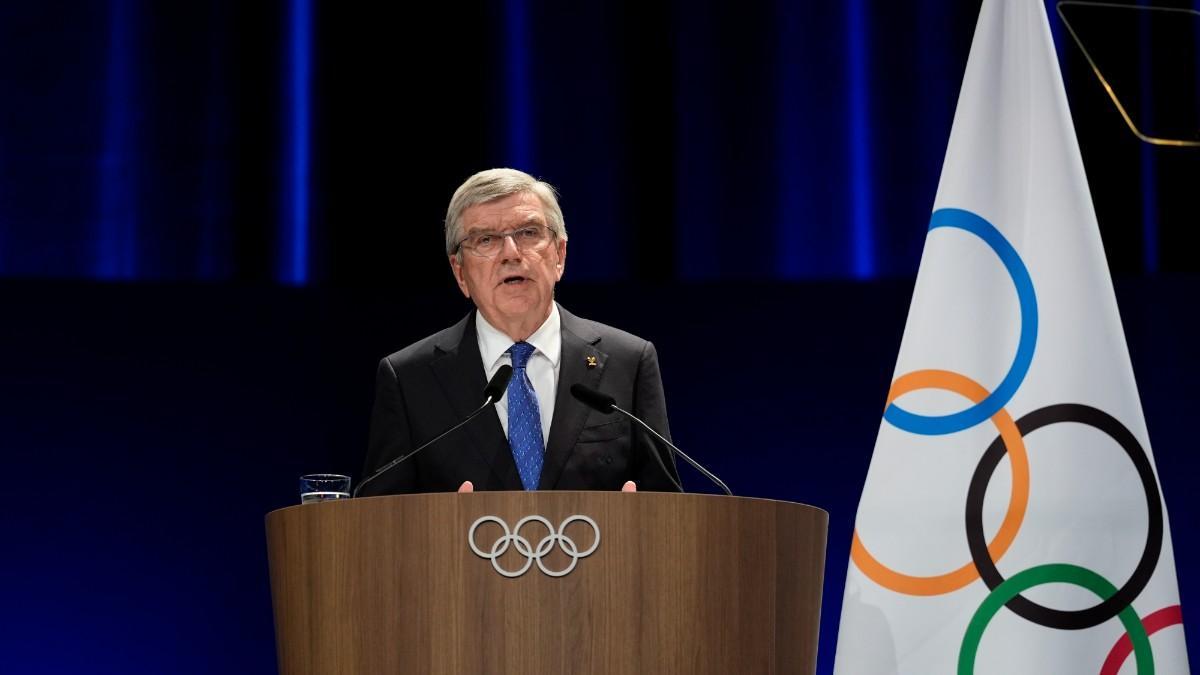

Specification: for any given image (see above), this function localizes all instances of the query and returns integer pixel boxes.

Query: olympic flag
[833,0,1190,673]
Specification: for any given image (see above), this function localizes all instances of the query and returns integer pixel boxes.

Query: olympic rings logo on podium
[467,514,600,578]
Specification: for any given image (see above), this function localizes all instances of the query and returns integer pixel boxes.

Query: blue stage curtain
[0,0,1192,284]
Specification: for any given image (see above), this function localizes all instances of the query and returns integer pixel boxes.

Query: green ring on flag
[886,208,1038,436]
[958,563,1153,675]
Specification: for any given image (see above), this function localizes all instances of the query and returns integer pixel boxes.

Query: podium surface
[266,491,827,674]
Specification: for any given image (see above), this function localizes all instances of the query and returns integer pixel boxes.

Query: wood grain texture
[266,492,827,674]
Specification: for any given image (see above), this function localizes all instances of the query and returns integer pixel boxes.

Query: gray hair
[444,168,567,257]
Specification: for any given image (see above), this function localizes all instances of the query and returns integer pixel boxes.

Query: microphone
[569,383,732,496]
[353,365,513,497]
[482,364,511,402]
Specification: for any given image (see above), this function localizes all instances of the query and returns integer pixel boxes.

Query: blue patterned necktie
[506,341,544,490]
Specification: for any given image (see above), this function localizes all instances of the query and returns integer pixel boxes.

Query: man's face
[449,191,567,332]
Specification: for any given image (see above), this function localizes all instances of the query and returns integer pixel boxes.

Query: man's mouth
[501,275,528,285]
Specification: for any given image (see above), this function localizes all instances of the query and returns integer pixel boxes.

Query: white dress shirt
[476,304,561,446]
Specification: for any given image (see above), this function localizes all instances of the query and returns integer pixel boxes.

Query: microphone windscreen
[570,383,616,413]
[484,365,513,401]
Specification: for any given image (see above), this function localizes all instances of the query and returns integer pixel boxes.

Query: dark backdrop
[0,0,1197,673]
[0,0,1197,284]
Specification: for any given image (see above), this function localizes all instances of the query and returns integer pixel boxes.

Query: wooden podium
[266,492,827,674]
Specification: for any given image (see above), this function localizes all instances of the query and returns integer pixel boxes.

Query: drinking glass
[299,473,351,504]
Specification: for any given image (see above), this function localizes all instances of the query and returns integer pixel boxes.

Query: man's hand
[459,480,631,492]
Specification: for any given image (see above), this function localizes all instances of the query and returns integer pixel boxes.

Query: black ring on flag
[965,403,1162,630]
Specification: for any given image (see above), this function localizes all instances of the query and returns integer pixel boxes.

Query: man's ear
[449,254,471,298]
[554,239,567,281]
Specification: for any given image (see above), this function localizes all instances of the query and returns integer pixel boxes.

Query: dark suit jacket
[359,305,682,495]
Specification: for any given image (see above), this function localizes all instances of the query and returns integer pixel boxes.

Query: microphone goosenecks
[569,381,728,495]
[357,365,514,497]
[484,364,513,402]
[570,383,616,413]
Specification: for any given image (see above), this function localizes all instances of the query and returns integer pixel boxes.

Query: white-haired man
[359,168,681,495]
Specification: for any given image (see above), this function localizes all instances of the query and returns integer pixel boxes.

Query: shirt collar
[476,303,562,369]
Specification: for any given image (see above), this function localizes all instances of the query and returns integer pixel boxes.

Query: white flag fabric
[833,0,1189,673]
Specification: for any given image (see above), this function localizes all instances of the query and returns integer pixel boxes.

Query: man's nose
[497,233,521,262]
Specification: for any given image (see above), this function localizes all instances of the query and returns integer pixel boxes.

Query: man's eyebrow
[470,214,542,230]
[466,214,545,233]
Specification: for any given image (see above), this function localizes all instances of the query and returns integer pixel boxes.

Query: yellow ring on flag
[850,369,1030,596]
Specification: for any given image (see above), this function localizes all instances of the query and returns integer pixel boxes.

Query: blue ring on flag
[884,208,1038,436]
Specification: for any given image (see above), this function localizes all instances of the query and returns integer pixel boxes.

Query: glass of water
[299,474,351,504]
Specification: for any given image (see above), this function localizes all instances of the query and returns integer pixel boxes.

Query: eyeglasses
[456,224,555,258]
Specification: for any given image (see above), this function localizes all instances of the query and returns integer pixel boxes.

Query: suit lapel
[429,313,522,490]
[540,306,606,489]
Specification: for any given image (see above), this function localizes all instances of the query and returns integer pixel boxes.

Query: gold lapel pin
[585,355,598,368]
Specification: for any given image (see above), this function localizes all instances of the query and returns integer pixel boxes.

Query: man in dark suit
[358,169,681,496]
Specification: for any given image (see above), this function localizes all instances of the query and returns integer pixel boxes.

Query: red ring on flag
[850,369,1030,596]
[1099,605,1184,675]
